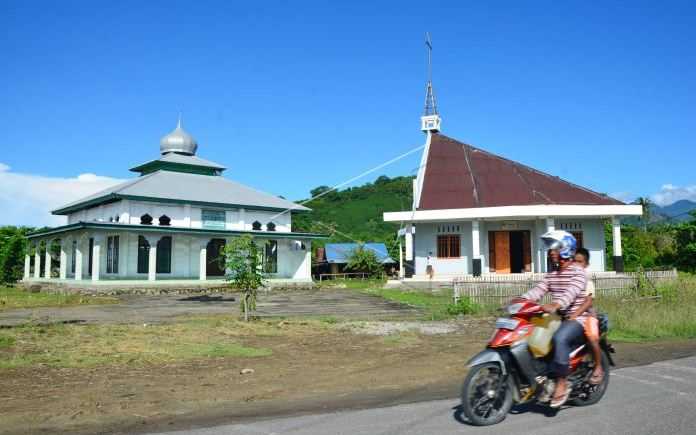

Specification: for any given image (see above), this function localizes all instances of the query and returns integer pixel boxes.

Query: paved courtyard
[0,290,422,326]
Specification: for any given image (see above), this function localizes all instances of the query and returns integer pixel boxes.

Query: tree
[224,235,265,321]
[673,211,696,272]
[635,197,653,229]
[345,245,383,278]
[0,226,32,284]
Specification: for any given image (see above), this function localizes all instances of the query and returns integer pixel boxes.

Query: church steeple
[421,33,441,133]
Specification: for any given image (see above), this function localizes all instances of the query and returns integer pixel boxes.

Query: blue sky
[1,1,695,225]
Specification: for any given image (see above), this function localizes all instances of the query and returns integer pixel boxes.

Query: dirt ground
[2,318,696,435]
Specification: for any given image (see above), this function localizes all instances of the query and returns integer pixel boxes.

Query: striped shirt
[522,263,589,324]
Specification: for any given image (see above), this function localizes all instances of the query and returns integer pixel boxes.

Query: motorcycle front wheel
[461,362,513,426]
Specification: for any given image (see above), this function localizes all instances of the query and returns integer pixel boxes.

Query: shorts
[426,265,434,276]
[584,316,599,341]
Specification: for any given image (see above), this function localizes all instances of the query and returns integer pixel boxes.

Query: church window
[140,214,153,225]
[252,221,262,231]
[266,222,276,231]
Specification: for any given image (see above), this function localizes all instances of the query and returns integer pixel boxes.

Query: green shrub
[446,297,479,315]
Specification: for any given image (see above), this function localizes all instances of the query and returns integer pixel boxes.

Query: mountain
[654,200,696,222]
[292,175,414,254]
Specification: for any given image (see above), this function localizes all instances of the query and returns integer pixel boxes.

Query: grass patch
[361,288,458,320]
[317,278,387,290]
[597,276,696,342]
[0,335,15,349]
[382,333,421,347]
[0,286,118,311]
[0,316,342,369]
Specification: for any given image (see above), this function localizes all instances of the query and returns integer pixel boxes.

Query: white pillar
[23,253,31,279]
[471,220,482,276]
[59,239,68,280]
[398,239,404,279]
[544,218,555,273]
[612,217,622,257]
[91,237,101,282]
[75,240,83,281]
[199,241,207,281]
[472,220,481,258]
[304,240,312,279]
[148,238,158,281]
[405,225,414,261]
[34,247,41,279]
[546,217,555,232]
[44,244,52,279]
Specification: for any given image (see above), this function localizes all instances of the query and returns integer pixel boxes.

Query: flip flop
[550,386,572,408]
[590,370,604,385]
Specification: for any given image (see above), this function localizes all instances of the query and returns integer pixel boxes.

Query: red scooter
[461,299,614,426]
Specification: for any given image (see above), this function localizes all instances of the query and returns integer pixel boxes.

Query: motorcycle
[461,299,615,426]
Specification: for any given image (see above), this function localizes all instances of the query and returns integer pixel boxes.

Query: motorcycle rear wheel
[570,351,610,406]
[461,362,513,426]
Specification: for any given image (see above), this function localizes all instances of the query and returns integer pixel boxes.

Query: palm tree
[635,197,653,229]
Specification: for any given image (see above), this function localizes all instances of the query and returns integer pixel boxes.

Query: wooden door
[494,231,511,274]
[522,230,532,272]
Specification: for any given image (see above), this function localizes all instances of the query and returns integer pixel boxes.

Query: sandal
[550,386,572,408]
[590,369,604,385]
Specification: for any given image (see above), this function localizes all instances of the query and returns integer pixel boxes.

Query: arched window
[266,222,276,232]
[140,214,153,225]
[252,221,262,231]
[156,236,172,273]
[115,215,120,223]
[137,236,150,273]
[159,215,171,226]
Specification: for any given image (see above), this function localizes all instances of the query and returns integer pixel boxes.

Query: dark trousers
[550,320,584,377]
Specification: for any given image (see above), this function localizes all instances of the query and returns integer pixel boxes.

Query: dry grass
[0,317,335,369]
[597,276,696,342]
[0,286,118,311]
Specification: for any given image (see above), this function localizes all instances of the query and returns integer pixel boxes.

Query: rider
[519,230,589,408]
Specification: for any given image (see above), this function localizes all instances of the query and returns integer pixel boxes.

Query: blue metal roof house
[323,243,396,265]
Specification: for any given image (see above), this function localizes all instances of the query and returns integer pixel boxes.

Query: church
[384,61,642,279]
[23,119,324,287]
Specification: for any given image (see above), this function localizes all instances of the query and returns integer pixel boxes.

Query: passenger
[570,248,604,385]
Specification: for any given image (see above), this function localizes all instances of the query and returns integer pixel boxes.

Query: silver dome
[160,116,198,155]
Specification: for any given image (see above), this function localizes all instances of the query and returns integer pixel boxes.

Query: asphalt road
[152,356,696,435]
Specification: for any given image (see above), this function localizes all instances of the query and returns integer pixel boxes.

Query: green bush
[446,297,479,315]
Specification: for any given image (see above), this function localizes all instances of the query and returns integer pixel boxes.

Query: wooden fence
[453,269,678,306]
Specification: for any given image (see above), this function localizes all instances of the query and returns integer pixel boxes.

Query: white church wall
[556,218,606,272]
[414,222,471,276]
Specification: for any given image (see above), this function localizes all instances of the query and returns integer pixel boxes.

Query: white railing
[453,269,678,305]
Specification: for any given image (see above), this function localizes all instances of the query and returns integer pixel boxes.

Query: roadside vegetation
[0,286,118,311]
[0,316,345,369]
[597,276,696,342]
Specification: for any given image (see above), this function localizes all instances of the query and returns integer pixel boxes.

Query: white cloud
[0,163,125,227]
[650,184,696,207]
[609,191,635,204]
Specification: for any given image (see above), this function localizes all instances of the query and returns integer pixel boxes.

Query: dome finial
[160,114,198,155]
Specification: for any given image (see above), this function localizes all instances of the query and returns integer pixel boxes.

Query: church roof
[53,170,310,215]
[417,133,624,210]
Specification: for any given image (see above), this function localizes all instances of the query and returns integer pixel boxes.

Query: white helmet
[541,230,577,260]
